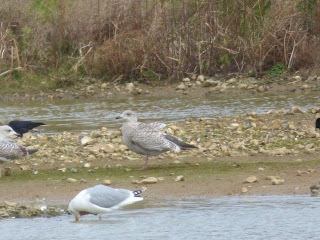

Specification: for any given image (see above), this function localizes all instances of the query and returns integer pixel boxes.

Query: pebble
[66,178,77,183]
[244,176,258,183]
[102,179,112,185]
[175,175,184,182]
[241,187,248,193]
[80,136,94,145]
[133,177,159,184]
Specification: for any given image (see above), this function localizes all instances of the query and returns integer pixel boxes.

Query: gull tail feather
[164,135,198,150]
[133,187,147,196]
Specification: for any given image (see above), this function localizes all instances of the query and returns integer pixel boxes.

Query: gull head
[0,125,19,140]
[116,110,138,122]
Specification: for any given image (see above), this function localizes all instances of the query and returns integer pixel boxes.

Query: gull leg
[99,215,102,221]
[138,156,149,170]
[0,165,2,178]
[75,215,79,221]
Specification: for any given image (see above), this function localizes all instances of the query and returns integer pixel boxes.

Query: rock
[271,119,282,129]
[182,77,190,82]
[203,79,220,87]
[227,78,237,84]
[238,83,247,89]
[84,163,91,168]
[266,176,285,185]
[175,175,184,182]
[257,86,265,93]
[244,176,258,183]
[293,75,302,82]
[102,179,112,185]
[176,83,186,90]
[4,167,12,176]
[139,177,158,184]
[20,165,30,171]
[125,82,135,92]
[197,75,205,82]
[301,84,310,90]
[80,136,94,145]
[67,178,77,183]
[90,131,102,138]
[4,201,18,207]
[291,106,305,114]
[241,187,248,193]
[310,185,320,196]
[88,143,115,153]
[305,127,317,138]
[101,83,108,89]
[71,168,77,173]
[58,168,67,173]
[272,179,285,185]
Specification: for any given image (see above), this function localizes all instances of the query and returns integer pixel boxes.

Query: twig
[0,67,22,77]
[71,46,93,73]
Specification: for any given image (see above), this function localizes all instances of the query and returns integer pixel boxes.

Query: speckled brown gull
[116,110,197,170]
[68,184,146,221]
[0,125,37,177]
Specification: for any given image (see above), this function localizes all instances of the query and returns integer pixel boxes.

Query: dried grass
[0,0,319,80]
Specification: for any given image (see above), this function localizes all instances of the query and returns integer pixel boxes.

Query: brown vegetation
[1,0,320,82]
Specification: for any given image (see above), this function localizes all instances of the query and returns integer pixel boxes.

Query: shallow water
[1,195,320,240]
[0,92,320,134]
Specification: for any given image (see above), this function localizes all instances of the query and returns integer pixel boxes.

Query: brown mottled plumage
[0,125,37,177]
[116,110,197,170]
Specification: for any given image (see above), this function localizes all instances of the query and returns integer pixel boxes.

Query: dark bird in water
[116,110,198,170]
[8,120,45,137]
[316,118,320,131]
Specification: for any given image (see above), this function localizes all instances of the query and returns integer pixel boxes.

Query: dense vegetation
[1,0,320,89]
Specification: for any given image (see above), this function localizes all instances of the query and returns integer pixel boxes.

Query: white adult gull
[0,125,37,177]
[68,184,146,221]
[116,110,198,170]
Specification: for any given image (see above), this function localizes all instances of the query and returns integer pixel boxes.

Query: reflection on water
[1,195,320,240]
[0,92,320,134]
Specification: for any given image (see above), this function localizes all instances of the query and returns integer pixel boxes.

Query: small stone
[4,167,12,176]
[241,187,248,193]
[4,201,18,207]
[182,77,190,82]
[20,165,30,171]
[197,75,205,82]
[125,82,135,92]
[175,175,184,182]
[257,86,265,93]
[58,168,67,173]
[71,168,77,173]
[80,136,94,145]
[84,163,91,168]
[291,106,305,114]
[102,179,112,185]
[67,178,77,183]
[139,177,158,184]
[272,179,285,185]
[244,176,258,183]
[176,83,186,90]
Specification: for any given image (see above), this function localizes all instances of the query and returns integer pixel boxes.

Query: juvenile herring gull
[68,184,146,221]
[8,120,45,137]
[0,125,38,177]
[116,110,198,170]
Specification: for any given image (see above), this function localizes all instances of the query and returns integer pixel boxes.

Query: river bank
[0,106,320,218]
[1,73,320,102]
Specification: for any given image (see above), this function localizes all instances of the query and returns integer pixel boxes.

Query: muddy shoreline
[1,75,320,218]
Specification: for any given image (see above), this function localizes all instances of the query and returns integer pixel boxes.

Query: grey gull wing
[88,185,132,209]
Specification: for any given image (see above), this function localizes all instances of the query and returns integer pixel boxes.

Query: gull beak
[115,116,122,120]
